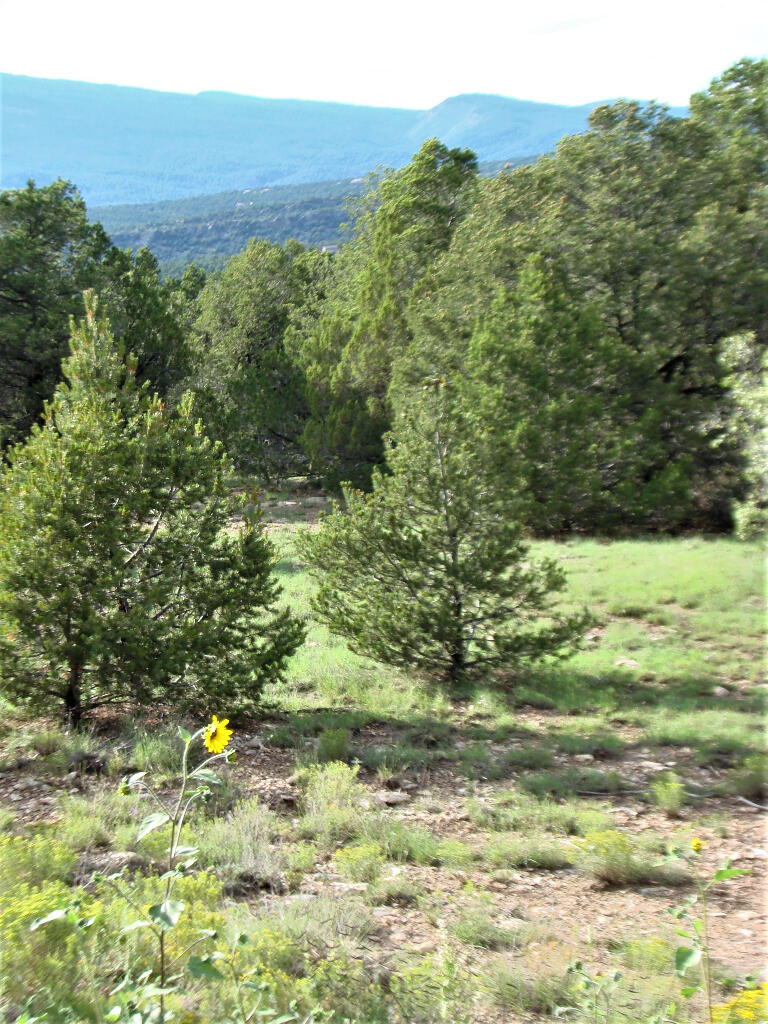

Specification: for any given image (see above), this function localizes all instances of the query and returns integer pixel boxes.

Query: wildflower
[204,715,233,754]
[691,837,704,853]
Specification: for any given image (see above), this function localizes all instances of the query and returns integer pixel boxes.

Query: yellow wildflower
[204,715,233,754]
[691,837,704,853]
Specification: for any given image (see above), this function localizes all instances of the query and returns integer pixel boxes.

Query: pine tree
[298,382,591,691]
[0,294,304,726]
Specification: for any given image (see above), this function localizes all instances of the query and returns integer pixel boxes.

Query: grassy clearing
[0,534,763,1023]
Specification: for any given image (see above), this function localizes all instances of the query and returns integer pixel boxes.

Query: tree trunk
[65,661,82,730]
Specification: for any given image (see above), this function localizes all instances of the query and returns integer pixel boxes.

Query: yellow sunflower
[691,837,705,853]
[204,715,233,754]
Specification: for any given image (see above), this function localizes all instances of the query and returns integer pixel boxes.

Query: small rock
[573,753,595,764]
[614,657,640,669]
[712,686,730,697]
[411,940,438,953]
[374,791,410,806]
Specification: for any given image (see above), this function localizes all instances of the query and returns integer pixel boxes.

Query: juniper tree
[298,382,591,691]
[0,294,304,726]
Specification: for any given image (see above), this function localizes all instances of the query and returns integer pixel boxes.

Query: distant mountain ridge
[0,74,681,207]
[91,160,529,276]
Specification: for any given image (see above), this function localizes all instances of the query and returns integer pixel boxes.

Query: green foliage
[332,842,384,882]
[196,796,285,890]
[191,239,331,479]
[367,874,421,906]
[650,773,688,817]
[483,954,576,1013]
[0,836,77,893]
[467,790,612,836]
[299,383,591,691]
[0,180,190,448]
[0,297,304,723]
[297,761,368,846]
[316,727,350,763]
[290,140,478,487]
[452,896,521,949]
[574,829,687,886]
[404,59,768,532]
[719,333,768,537]
[57,789,143,851]
[0,881,94,1009]
[484,833,573,871]
[362,819,442,865]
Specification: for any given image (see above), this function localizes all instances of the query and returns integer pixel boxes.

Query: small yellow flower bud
[692,837,704,852]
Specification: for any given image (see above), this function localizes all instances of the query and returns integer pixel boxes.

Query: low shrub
[0,880,93,1008]
[196,796,284,890]
[333,842,384,883]
[317,727,350,762]
[389,951,473,1023]
[368,874,421,906]
[483,954,575,1013]
[297,761,368,847]
[484,833,573,871]
[452,901,521,949]
[467,791,611,836]
[519,767,625,798]
[712,984,768,1023]
[364,818,442,865]
[0,834,77,892]
[650,773,687,817]
[574,829,687,887]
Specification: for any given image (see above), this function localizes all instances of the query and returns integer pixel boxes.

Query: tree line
[4,59,763,535]
[0,59,764,722]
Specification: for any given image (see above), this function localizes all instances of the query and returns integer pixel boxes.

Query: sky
[1,0,766,109]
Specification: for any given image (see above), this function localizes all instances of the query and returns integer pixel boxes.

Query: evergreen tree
[0,295,304,726]
[290,140,477,487]
[191,239,329,480]
[298,382,590,691]
[0,180,192,447]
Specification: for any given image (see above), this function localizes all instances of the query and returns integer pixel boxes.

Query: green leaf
[711,867,749,882]
[187,955,224,980]
[680,986,700,998]
[136,811,170,842]
[148,899,185,930]
[675,947,701,976]
[178,727,192,743]
[30,909,70,931]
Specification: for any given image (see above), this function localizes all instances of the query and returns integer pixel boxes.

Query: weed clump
[574,829,687,887]
[484,833,573,871]
[332,842,384,882]
[297,761,368,847]
[650,772,687,817]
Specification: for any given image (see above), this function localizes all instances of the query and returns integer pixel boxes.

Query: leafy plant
[669,839,750,1023]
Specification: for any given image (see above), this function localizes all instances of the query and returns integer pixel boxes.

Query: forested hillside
[91,161,529,274]
[1,73,677,205]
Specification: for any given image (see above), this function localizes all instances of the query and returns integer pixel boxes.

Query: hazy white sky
[2,0,766,108]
